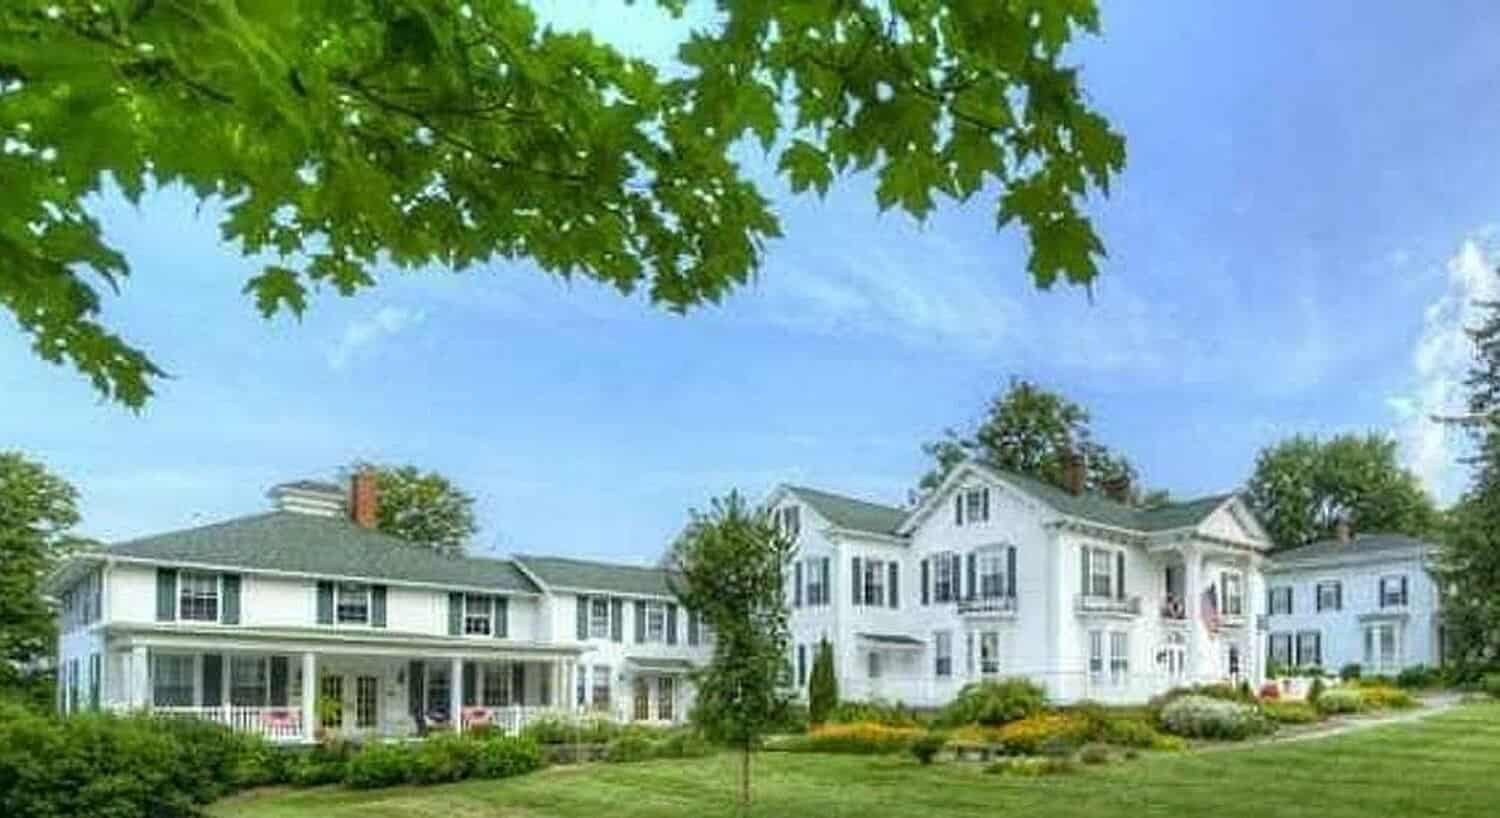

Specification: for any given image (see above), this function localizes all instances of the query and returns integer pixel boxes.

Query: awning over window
[856,632,925,650]
[627,657,697,673]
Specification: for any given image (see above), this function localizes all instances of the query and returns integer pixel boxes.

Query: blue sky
[6,1,1500,562]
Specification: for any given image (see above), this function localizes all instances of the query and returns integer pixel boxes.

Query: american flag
[1201,584,1221,634]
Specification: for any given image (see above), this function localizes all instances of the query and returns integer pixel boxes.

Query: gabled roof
[103,512,538,593]
[783,485,908,536]
[513,554,681,598]
[973,462,1236,533]
[1267,533,1436,569]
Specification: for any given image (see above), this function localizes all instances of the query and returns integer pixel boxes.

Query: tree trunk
[739,738,752,812]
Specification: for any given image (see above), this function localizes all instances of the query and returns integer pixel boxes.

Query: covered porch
[109,624,584,742]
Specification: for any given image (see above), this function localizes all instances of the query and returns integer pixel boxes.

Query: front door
[355,675,379,730]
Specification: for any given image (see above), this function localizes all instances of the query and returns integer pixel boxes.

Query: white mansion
[50,459,1441,741]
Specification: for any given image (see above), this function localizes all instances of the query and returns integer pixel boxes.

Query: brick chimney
[1061,452,1087,496]
[350,469,379,529]
[1334,517,1351,543]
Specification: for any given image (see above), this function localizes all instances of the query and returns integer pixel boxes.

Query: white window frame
[862,558,886,607]
[979,631,1000,676]
[963,488,989,525]
[1222,571,1245,617]
[933,552,956,603]
[804,558,828,606]
[1109,631,1129,686]
[1379,575,1408,608]
[1316,580,1341,612]
[1268,586,1292,615]
[482,663,511,707]
[1296,630,1322,668]
[645,602,667,643]
[152,653,196,707]
[1268,632,1294,667]
[335,581,371,625]
[589,598,610,639]
[591,665,611,712]
[934,631,953,677]
[1087,629,1105,684]
[977,548,1007,599]
[229,655,270,707]
[1088,547,1115,598]
[463,593,493,636]
[1364,623,1401,673]
[179,571,221,623]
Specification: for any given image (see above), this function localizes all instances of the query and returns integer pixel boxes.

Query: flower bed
[1158,695,1274,740]
[779,722,926,754]
[1262,700,1322,725]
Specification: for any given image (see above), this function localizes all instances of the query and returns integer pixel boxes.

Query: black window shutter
[966,553,976,600]
[201,654,222,707]
[921,559,930,606]
[822,558,831,605]
[1400,576,1409,605]
[688,610,700,646]
[635,600,647,643]
[577,596,589,640]
[1287,587,1293,615]
[981,488,991,521]
[851,557,863,606]
[221,574,241,624]
[316,581,334,625]
[667,604,678,645]
[495,596,508,639]
[888,563,899,609]
[794,562,804,608]
[270,656,289,707]
[1007,546,1017,598]
[1336,584,1342,611]
[448,592,463,635]
[951,554,962,602]
[954,494,963,526]
[1080,548,1090,595]
[1117,553,1126,600]
[156,568,177,621]
[512,663,526,705]
[1378,578,1386,609]
[611,598,624,642]
[371,585,387,628]
[462,661,477,707]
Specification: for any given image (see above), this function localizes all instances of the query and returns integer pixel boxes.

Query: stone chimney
[1335,517,1351,544]
[350,469,379,529]
[1061,451,1087,496]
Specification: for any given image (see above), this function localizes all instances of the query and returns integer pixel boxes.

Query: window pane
[590,599,610,638]
[152,654,195,707]
[230,656,268,706]
[337,582,370,624]
[464,594,492,635]
[179,572,219,622]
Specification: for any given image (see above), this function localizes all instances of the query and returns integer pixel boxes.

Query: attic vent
[268,480,345,517]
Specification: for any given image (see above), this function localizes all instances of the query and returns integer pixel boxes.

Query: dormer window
[954,488,991,526]
[335,582,371,625]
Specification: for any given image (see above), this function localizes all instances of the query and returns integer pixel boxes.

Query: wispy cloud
[326,306,426,370]
[1388,228,1500,502]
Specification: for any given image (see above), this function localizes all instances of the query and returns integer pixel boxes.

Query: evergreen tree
[807,638,839,725]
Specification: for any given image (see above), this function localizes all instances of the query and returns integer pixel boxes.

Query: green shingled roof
[784,485,908,535]
[977,463,1236,533]
[106,512,538,592]
[514,555,681,597]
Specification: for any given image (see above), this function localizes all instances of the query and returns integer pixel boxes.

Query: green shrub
[1158,696,1273,740]
[771,702,810,734]
[808,638,839,725]
[1396,665,1440,689]
[1149,733,1188,752]
[1095,716,1163,749]
[910,732,946,765]
[988,713,1092,756]
[654,730,713,759]
[1482,674,1500,699]
[938,678,1046,727]
[797,722,924,754]
[1079,743,1112,765]
[605,734,656,763]
[409,733,480,784]
[1314,688,1363,715]
[233,736,291,788]
[1263,700,1321,725]
[984,756,1077,776]
[1359,686,1417,710]
[1308,677,1326,704]
[521,715,622,745]
[1339,663,1363,681]
[473,736,544,778]
[345,742,414,789]
[1147,683,1255,721]
[827,699,920,727]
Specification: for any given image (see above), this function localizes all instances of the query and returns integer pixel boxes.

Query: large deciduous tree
[1437,292,1500,672]
[1,1,1124,408]
[668,491,793,810]
[0,452,81,703]
[1245,433,1437,550]
[917,377,1142,499]
[350,462,477,554]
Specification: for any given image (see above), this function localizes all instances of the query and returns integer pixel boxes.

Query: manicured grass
[214,703,1500,818]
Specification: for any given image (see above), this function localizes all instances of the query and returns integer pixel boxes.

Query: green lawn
[214,703,1500,818]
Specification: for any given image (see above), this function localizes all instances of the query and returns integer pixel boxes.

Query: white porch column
[450,657,464,734]
[1243,554,1262,686]
[300,652,316,739]
[1180,544,1203,683]
[130,645,149,709]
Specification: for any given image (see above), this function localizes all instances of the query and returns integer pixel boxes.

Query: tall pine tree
[1438,294,1500,672]
[808,639,839,725]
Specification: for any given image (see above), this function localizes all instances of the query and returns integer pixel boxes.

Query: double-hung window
[804,558,829,606]
[1296,631,1322,668]
[1268,587,1292,615]
[230,656,269,706]
[1268,633,1294,667]
[862,559,886,607]
[1088,547,1115,598]
[591,665,611,712]
[589,598,611,639]
[463,594,493,635]
[1379,575,1408,608]
[960,488,990,525]
[152,654,195,707]
[179,572,220,622]
[1087,630,1105,684]
[934,631,953,677]
[979,631,1001,676]
[336,582,371,625]
[1364,623,1401,672]
[1222,572,1244,617]
[645,602,667,643]
[933,553,956,603]
[977,549,1007,598]
[483,664,511,707]
[1316,581,1341,612]
[1109,632,1129,685]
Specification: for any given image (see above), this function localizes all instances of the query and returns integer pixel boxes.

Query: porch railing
[462,706,570,736]
[154,706,305,741]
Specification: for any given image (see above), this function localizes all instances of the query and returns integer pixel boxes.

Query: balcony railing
[1074,594,1142,616]
[957,595,1018,617]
